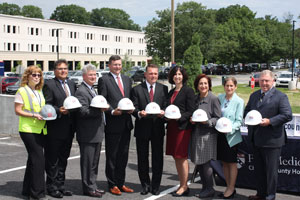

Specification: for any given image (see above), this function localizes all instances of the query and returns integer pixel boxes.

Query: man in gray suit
[244,70,292,200]
[75,64,106,198]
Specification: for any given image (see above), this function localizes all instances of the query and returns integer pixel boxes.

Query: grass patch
[212,84,300,114]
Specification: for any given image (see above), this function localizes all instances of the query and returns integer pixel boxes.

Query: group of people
[15,55,292,200]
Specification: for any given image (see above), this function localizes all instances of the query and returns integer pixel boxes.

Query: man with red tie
[131,64,168,195]
[97,55,134,195]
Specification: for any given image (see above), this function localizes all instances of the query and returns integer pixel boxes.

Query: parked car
[276,71,294,87]
[211,65,230,75]
[129,69,145,83]
[249,73,260,87]
[69,70,101,87]
[1,77,20,93]
[159,67,170,79]
[5,80,20,95]
[43,71,55,80]
[4,72,21,77]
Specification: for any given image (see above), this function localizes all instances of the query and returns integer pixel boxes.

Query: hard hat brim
[43,116,57,120]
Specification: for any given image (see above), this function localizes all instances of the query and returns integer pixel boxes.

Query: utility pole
[292,20,295,81]
[171,0,175,65]
[54,28,63,61]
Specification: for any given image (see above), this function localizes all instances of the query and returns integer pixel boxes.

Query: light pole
[292,20,295,81]
[171,0,175,65]
[53,28,63,61]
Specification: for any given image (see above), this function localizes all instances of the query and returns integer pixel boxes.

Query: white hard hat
[164,104,181,119]
[40,104,57,120]
[90,95,109,108]
[117,98,135,111]
[191,109,208,122]
[245,110,262,125]
[63,96,82,110]
[145,102,161,114]
[215,117,232,133]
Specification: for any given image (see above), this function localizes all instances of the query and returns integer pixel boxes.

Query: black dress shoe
[151,188,160,195]
[60,190,73,196]
[96,189,106,195]
[84,191,102,198]
[223,189,236,199]
[48,190,63,198]
[172,188,189,197]
[140,187,150,195]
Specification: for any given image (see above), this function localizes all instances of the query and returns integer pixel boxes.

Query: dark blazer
[75,83,105,143]
[43,78,77,139]
[97,73,133,133]
[167,85,195,130]
[244,87,292,147]
[131,82,168,139]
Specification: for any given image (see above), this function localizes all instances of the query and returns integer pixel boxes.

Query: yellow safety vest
[18,85,47,135]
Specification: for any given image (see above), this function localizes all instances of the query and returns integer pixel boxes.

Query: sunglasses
[31,73,41,78]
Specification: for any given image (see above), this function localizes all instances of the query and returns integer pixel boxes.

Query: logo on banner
[237,154,246,169]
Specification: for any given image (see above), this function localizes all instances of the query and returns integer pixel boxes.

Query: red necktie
[149,85,154,102]
[117,76,124,97]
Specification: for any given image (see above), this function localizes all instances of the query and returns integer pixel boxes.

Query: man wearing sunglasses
[43,59,77,198]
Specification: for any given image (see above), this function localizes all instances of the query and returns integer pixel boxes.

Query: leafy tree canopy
[0,3,21,15]
[21,5,44,19]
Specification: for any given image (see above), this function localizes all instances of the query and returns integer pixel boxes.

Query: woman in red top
[166,66,195,197]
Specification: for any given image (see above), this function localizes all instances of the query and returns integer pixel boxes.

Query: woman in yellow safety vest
[14,65,47,200]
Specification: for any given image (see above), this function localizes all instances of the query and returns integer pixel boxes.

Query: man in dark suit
[97,55,134,195]
[43,59,76,198]
[75,64,106,198]
[131,64,168,195]
[244,70,292,200]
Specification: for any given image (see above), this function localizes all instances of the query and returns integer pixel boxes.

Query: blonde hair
[21,65,44,90]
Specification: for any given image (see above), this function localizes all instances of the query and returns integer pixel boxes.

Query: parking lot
[0,134,299,200]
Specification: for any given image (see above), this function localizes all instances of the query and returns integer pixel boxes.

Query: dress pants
[253,146,281,200]
[136,135,164,190]
[45,135,73,192]
[105,129,131,188]
[20,132,46,199]
[79,142,102,193]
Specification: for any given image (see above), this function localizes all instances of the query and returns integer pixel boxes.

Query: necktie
[260,92,265,102]
[116,76,124,97]
[149,85,154,102]
[91,87,97,97]
[63,82,69,97]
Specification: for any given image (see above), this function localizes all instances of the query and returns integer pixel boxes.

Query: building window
[115,36,121,42]
[31,27,34,35]
[74,46,77,53]
[31,44,34,52]
[70,46,73,53]
[7,43,11,51]
[36,28,39,35]
[13,26,16,34]
[7,25,10,33]
[13,43,16,51]
[74,32,77,38]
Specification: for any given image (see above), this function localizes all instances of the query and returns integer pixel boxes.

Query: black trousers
[136,135,164,190]
[45,135,73,192]
[253,146,281,200]
[20,132,46,199]
[105,129,131,188]
[79,142,102,193]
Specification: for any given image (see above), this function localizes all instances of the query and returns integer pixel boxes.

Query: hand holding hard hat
[245,110,262,125]
[115,98,135,115]
[215,117,232,133]
[90,95,109,109]
[63,96,82,113]
[191,109,208,122]
[164,104,181,120]
[40,104,57,120]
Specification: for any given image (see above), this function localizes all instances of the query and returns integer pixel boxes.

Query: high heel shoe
[172,188,190,197]
[223,189,236,199]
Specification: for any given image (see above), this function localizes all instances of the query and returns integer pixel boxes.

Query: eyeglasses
[31,74,41,78]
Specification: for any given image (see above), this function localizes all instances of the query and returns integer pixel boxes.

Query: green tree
[183,33,203,88]
[121,54,133,75]
[0,3,21,15]
[90,8,141,31]
[50,4,90,25]
[21,5,44,19]
[151,54,162,66]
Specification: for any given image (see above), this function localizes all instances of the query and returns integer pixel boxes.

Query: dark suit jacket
[75,83,105,143]
[131,82,168,140]
[43,78,77,139]
[97,73,133,133]
[167,85,195,130]
[244,87,292,147]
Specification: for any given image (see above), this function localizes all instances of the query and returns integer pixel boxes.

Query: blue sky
[4,0,300,28]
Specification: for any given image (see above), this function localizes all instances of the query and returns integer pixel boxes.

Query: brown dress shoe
[248,195,265,200]
[110,186,122,195]
[120,185,134,193]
